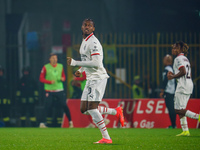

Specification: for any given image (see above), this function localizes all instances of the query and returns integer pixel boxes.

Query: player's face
[163,57,167,65]
[49,55,58,65]
[81,20,95,38]
[172,44,181,56]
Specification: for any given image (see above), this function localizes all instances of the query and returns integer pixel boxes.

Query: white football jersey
[79,33,109,80]
[173,53,193,94]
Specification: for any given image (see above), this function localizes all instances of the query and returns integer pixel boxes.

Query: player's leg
[2,102,11,127]
[80,101,111,140]
[80,81,90,115]
[39,92,53,128]
[56,91,73,127]
[53,99,63,127]
[90,79,112,143]
[98,106,124,127]
[175,93,190,136]
[164,93,176,128]
[87,101,112,143]
[28,103,37,127]
[96,78,124,127]
[20,103,27,127]
[81,79,112,143]
[98,106,116,115]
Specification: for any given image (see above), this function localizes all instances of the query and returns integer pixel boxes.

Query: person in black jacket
[16,67,39,127]
[160,55,176,128]
[0,66,11,127]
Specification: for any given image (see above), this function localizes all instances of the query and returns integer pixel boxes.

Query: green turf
[0,128,199,150]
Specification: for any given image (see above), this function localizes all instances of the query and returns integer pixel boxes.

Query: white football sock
[98,106,117,115]
[180,116,189,131]
[88,109,110,139]
[185,110,199,120]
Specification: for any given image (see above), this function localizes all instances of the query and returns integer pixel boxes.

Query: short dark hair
[82,18,95,27]
[49,53,57,58]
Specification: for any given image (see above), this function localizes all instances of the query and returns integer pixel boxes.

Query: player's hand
[159,92,164,98]
[75,71,81,77]
[67,57,72,65]
[60,77,65,81]
[51,80,55,84]
[167,71,174,80]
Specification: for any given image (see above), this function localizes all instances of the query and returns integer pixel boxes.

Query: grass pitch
[0,128,199,150]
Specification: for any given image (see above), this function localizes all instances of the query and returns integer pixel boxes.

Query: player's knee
[175,109,185,116]
[80,108,87,114]
[175,109,179,114]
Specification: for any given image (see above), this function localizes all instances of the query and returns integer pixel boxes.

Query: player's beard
[82,31,89,37]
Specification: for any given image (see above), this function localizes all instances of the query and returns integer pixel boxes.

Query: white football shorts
[81,78,107,101]
[174,92,191,110]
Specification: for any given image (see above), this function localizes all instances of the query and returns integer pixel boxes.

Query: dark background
[0,0,200,99]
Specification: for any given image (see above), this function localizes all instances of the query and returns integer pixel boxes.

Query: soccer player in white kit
[67,18,124,144]
[167,41,200,136]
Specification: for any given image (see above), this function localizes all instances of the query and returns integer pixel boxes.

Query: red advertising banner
[62,99,200,128]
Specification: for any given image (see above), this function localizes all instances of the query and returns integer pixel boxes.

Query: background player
[167,41,200,136]
[16,67,39,127]
[67,18,124,144]
[0,66,11,127]
[160,55,176,129]
[40,53,73,128]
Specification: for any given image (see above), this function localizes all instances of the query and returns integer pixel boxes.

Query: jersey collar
[51,63,57,67]
[178,53,184,56]
[85,33,94,41]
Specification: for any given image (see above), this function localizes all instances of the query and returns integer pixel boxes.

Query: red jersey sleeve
[61,68,66,81]
[74,71,86,81]
[39,66,52,84]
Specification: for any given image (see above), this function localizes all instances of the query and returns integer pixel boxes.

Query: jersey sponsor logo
[92,49,99,52]
[177,60,181,66]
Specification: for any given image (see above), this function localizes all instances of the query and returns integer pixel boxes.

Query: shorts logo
[89,94,94,99]
[88,87,94,99]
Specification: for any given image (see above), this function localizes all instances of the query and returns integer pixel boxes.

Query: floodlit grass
[0,128,199,150]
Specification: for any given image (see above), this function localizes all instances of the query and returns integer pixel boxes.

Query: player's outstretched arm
[67,55,101,68]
